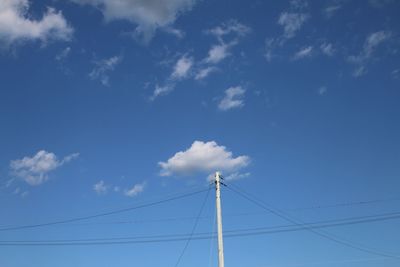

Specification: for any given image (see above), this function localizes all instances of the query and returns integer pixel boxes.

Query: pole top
[215,171,221,182]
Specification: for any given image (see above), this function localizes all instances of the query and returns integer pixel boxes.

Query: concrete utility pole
[215,171,225,267]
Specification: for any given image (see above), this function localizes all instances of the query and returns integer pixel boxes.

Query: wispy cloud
[264,38,278,62]
[224,172,250,181]
[348,31,391,64]
[218,86,246,111]
[364,31,391,58]
[10,187,28,198]
[195,66,217,80]
[369,0,395,8]
[318,86,328,95]
[159,140,250,177]
[171,55,193,80]
[124,182,146,197]
[55,47,71,61]
[150,54,193,99]
[293,46,313,60]
[353,66,367,77]
[150,20,250,100]
[93,180,146,197]
[392,69,400,79]
[89,55,122,86]
[163,27,185,39]
[278,12,309,39]
[10,150,79,186]
[204,20,251,64]
[265,2,310,62]
[150,84,175,100]
[289,0,309,10]
[320,42,335,56]
[93,180,108,195]
[207,19,251,43]
[348,31,391,77]
[323,5,341,18]
[205,43,230,64]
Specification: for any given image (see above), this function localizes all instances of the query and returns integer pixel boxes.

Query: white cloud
[0,0,73,46]
[204,20,250,64]
[205,43,230,64]
[348,31,391,64]
[207,19,251,43]
[264,5,309,61]
[150,55,192,100]
[150,54,193,100]
[2,178,14,189]
[206,171,250,182]
[62,152,80,163]
[89,55,122,86]
[348,31,391,76]
[264,2,309,61]
[392,69,400,79]
[320,42,334,56]
[10,150,79,186]
[150,84,175,100]
[323,5,341,18]
[72,0,196,42]
[171,55,193,80]
[224,172,250,181]
[369,0,394,8]
[55,46,71,61]
[151,20,250,99]
[293,46,313,60]
[264,38,276,62]
[353,66,367,77]
[364,31,391,58]
[93,180,146,197]
[195,66,217,80]
[93,180,108,195]
[159,141,250,177]
[290,0,309,10]
[151,20,249,96]
[218,86,246,111]
[124,182,145,197]
[13,187,20,195]
[318,86,328,95]
[163,27,185,39]
[278,12,308,39]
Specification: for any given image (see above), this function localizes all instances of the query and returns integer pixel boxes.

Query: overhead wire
[0,186,209,232]
[2,185,397,230]
[265,256,395,267]
[25,196,400,227]
[173,185,211,267]
[225,183,400,259]
[286,197,400,211]
[1,209,400,246]
[1,180,399,255]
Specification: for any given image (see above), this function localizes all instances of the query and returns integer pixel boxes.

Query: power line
[225,184,400,259]
[286,197,400,211]
[264,256,395,267]
[30,196,400,227]
[174,186,211,267]
[0,187,209,232]
[1,209,400,246]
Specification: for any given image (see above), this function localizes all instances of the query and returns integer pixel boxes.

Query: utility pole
[215,171,225,267]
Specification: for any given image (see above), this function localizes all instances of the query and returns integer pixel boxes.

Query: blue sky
[0,0,400,266]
